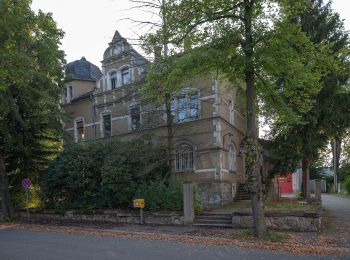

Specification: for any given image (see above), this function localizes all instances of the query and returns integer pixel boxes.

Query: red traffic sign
[22,178,31,189]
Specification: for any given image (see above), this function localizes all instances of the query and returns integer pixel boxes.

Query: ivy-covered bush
[42,137,183,210]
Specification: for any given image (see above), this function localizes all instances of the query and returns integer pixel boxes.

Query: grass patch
[265,199,319,212]
[209,198,319,213]
[232,229,289,243]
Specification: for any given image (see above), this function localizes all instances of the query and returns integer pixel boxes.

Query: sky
[31,0,159,67]
[31,0,350,68]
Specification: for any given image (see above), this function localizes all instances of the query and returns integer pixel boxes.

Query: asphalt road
[0,228,331,260]
[322,194,350,219]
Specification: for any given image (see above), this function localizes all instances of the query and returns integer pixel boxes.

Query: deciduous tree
[0,0,65,219]
[141,0,332,238]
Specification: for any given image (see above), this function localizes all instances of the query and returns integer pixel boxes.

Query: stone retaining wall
[232,211,322,232]
[17,209,321,232]
[17,209,184,226]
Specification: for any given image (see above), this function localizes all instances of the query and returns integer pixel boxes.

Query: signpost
[133,199,145,224]
[22,178,31,221]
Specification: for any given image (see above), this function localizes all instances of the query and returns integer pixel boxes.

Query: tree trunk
[161,2,174,177]
[0,153,14,220]
[243,0,266,239]
[165,93,174,176]
[331,137,341,193]
[301,156,310,200]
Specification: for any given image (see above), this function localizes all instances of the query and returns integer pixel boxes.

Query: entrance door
[278,173,293,193]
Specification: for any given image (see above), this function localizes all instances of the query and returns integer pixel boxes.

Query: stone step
[199,212,232,216]
[195,216,232,221]
[236,195,251,199]
[194,219,232,225]
[192,223,233,228]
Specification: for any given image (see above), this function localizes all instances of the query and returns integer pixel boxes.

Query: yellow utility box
[133,199,145,209]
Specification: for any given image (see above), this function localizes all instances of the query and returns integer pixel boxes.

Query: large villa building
[62,30,247,207]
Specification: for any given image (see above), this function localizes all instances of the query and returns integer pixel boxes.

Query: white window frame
[171,89,199,123]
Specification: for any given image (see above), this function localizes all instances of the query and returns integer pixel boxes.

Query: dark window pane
[130,106,140,130]
[110,71,117,89]
[69,86,73,99]
[103,115,111,137]
[76,121,84,142]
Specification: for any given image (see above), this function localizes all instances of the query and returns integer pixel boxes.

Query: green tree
[141,0,331,238]
[0,0,65,219]
[266,0,350,199]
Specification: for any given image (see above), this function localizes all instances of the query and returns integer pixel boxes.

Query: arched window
[110,71,117,90]
[228,145,237,171]
[176,144,194,172]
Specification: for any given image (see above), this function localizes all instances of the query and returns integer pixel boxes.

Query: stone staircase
[193,212,232,228]
[235,184,251,201]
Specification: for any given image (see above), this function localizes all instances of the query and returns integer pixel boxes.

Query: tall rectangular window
[103,114,111,137]
[178,96,187,122]
[228,145,236,171]
[189,93,199,119]
[229,100,234,125]
[68,86,73,100]
[122,68,130,85]
[130,106,141,130]
[76,121,84,142]
[64,88,68,103]
[110,71,117,90]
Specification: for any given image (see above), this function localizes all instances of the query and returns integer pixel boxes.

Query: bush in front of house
[135,177,183,211]
[42,137,183,210]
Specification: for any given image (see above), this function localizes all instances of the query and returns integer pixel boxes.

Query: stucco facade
[62,30,247,207]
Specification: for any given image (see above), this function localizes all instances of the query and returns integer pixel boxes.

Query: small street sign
[22,178,31,189]
[133,199,145,209]
[133,199,145,225]
[22,178,31,221]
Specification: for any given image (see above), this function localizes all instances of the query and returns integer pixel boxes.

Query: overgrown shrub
[135,177,183,211]
[42,137,182,210]
[194,184,203,213]
[344,176,350,194]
